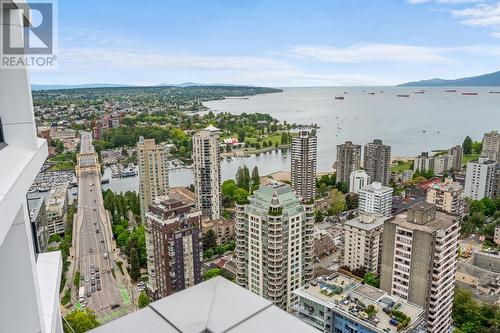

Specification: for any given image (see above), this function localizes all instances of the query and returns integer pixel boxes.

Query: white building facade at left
[0,2,63,332]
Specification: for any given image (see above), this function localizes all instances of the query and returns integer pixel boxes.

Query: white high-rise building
[464,157,496,200]
[349,169,369,194]
[235,182,314,312]
[358,182,393,216]
[193,126,221,220]
[0,5,63,332]
[291,129,317,202]
[343,213,389,274]
[380,203,460,333]
[137,137,169,293]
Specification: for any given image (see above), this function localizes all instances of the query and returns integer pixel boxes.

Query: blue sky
[31,0,500,86]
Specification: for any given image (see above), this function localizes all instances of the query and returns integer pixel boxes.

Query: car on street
[81,275,84,281]
[85,277,89,282]
[97,284,101,291]
[96,229,99,233]
[87,291,91,297]
[89,248,93,253]
[96,266,99,272]
[91,286,96,293]
[96,272,100,279]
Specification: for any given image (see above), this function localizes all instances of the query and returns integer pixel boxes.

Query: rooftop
[344,213,390,231]
[391,203,457,232]
[246,182,304,217]
[294,273,424,333]
[91,276,317,333]
[360,181,393,193]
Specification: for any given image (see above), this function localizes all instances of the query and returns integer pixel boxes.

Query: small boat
[489,91,500,94]
[422,130,427,133]
[445,89,457,92]
[397,94,410,97]
[413,90,425,94]
[101,178,109,184]
[38,187,49,192]
[462,92,478,96]
[368,92,375,95]
[334,96,344,100]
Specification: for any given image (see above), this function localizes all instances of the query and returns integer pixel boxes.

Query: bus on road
[78,286,85,304]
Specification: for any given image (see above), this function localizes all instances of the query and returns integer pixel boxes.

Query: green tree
[336,181,349,194]
[129,247,141,282]
[330,189,347,214]
[233,187,250,205]
[137,291,151,309]
[235,165,251,190]
[251,166,260,189]
[73,271,80,287]
[318,182,328,197]
[203,268,222,281]
[203,229,217,251]
[63,309,100,333]
[238,128,246,142]
[472,141,483,154]
[363,272,380,288]
[345,193,359,210]
[463,136,473,156]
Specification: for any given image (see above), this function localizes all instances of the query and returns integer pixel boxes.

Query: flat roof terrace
[294,273,424,333]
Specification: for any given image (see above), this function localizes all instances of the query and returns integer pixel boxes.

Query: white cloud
[284,43,450,63]
[51,46,397,86]
[409,0,485,4]
[452,3,500,27]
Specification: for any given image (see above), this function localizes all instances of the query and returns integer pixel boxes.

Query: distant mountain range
[31,83,133,91]
[31,82,251,91]
[399,70,500,87]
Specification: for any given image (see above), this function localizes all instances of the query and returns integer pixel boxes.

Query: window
[0,117,5,149]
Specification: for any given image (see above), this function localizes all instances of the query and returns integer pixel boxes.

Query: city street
[74,132,133,322]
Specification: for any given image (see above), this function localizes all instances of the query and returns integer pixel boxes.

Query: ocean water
[82,86,500,192]
[204,86,500,172]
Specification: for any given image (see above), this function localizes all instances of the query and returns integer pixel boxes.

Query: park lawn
[50,161,75,171]
[245,132,283,145]
[462,153,480,165]
[390,160,413,173]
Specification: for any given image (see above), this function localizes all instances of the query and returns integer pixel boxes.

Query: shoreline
[221,144,291,158]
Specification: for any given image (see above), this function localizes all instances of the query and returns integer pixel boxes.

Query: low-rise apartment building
[359,182,393,216]
[293,273,425,333]
[46,184,68,235]
[425,177,464,215]
[202,218,235,246]
[343,213,389,274]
